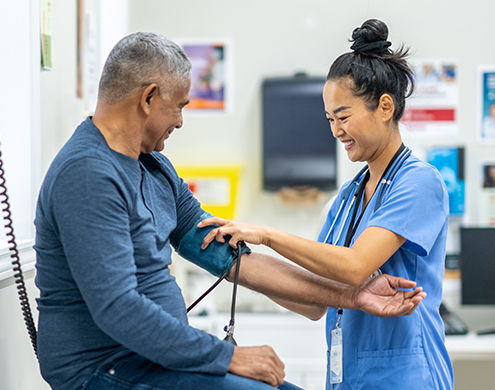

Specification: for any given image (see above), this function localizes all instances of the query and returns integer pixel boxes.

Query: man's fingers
[228,345,285,387]
[410,292,427,305]
[404,299,421,316]
[266,347,285,386]
[394,302,414,316]
[404,286,423,299]
[403,291,426,316]
[386,274,417,289]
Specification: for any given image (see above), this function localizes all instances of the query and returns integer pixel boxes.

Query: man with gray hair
[34,32,425,390]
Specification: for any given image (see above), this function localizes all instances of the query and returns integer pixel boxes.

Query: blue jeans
[81,354,304,390]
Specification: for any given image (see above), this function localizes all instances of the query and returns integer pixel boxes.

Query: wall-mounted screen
[460,227,495,305]
[262,76,337,191]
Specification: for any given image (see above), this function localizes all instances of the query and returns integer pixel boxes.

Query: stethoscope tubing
[324,147,411,245]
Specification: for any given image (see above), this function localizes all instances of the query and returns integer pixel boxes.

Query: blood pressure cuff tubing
[176,212,251,277]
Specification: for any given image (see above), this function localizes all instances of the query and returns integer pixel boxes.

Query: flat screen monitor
[262,76,337,191]
[460,227,495,305]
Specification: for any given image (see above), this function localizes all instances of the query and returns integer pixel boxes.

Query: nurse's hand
[228,345,285,387]
[198,217,268,249]
[353,274,427,317]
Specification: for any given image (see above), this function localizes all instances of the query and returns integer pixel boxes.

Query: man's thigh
[82,354,303,390]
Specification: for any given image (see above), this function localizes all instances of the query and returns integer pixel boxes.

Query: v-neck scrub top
[318,153,454,389]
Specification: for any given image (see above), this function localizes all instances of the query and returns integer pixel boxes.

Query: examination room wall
[132,1,495,388]
[0,0,494,389]
[128,0,495,225]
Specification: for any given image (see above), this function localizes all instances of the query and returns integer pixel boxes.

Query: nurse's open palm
[354,274,427,317]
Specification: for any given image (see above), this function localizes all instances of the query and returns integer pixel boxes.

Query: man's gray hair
[98,32,191,103]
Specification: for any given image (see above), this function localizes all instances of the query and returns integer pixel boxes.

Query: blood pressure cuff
[176,212,251,277]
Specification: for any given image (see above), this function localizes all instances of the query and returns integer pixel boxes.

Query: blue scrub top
[318,154,454,389]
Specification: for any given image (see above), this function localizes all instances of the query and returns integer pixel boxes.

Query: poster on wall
[481,163,495,225]
[40,0,52,70]
[479,67,495,143]
[401,59,458,137]
[427,146,465,216]
[76,0,100,113]
[179,40,231,113]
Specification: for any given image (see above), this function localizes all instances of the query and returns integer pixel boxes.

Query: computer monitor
[262,76,337,191]
[460,227,495,305]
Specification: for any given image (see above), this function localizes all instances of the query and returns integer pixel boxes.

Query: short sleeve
[367,163,449,256]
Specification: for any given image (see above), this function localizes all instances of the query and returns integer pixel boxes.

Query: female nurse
[199,19,454,390]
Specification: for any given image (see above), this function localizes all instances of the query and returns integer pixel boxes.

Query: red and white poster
[401,59,458,136]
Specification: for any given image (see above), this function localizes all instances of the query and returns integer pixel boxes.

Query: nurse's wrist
[262,226,276,248]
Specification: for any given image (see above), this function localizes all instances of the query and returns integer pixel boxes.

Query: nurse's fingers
[197,216,230,228]
[201,226,236,249]
[201,227,219,249]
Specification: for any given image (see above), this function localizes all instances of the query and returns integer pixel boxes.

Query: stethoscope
[188,145,412,345]
[323,144,411,247]
[324,144,411,331]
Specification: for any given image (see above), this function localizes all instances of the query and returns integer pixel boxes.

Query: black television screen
[460,227,495,305]
[262,76,337,191]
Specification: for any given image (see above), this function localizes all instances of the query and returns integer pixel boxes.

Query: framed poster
[479,67,495,143]
[481,162,495,226]
[40,0,52,70]
[401,59,458,137]
[179,40,232,114]
[427,146,465,216]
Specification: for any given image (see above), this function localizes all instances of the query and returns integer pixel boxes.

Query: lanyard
[333,143,406,330]
[342,143,405,248]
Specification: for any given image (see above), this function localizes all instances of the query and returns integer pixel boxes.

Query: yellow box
[175,165,241,220]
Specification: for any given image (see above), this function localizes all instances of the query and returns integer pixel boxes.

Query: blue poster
[427,147,465,216]
[481,70,495,141]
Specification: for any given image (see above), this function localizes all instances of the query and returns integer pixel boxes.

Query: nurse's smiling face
[323,78,393,164]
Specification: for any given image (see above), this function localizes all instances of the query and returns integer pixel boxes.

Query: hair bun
[351,27,366,42]
[350,19,391,55]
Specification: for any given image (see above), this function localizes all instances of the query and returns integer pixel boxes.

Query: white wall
[0,1,130,389]
[40,0,129,173]
[0,0,45,386]
[128,0,495,226]
[128,1,495,377]
[11,0,494,388]
[0,0,40,241]
[0,273,49,390]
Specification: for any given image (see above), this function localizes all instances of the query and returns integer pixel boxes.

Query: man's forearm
[231,252,357,309]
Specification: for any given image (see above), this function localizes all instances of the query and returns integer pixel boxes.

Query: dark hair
[326,19,414,122]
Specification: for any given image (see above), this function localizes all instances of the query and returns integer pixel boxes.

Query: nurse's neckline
[363,142,405,207]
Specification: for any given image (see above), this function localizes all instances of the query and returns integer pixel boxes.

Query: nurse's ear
[377,93,395,123]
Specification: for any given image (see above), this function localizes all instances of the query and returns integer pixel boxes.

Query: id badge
[330,327,343,384]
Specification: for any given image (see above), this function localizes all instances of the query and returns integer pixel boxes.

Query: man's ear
[140,84,158,115]
[378,93,395,122]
